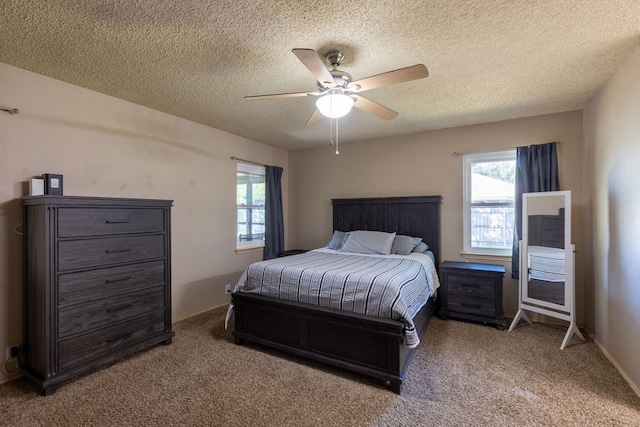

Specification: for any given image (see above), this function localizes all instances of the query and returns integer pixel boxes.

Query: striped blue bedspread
[234,248,440,348]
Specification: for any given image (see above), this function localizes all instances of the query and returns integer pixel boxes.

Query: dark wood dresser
[438,261,505,329]
[21,196,173,395]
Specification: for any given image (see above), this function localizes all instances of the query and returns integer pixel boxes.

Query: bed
[230,196,442,393]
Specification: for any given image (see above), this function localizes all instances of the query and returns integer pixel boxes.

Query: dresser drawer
[58,235,165,271]
[58,310,166,372]
[447,295,496,317]
[58,207,165,237]
[446,275,496,298]
[58,286,166,338]
[58,260,165,305]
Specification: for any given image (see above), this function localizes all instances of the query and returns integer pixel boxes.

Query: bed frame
[232,195,442,393]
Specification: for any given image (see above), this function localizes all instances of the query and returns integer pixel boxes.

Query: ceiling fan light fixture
[316,90,354,118]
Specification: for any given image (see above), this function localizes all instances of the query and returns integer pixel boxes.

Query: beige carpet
[1,306,639,426]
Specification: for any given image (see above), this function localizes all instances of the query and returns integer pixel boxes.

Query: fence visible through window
[237,161,266,249]
[471,206,514,249]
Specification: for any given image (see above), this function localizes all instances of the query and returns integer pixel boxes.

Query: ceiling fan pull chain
[335,118,340,155]
[329,117,334,146]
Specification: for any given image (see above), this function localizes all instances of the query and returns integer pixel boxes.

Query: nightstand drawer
[447,275,496,298]
[447,296,496,317]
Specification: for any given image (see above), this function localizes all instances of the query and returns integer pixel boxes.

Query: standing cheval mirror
[509,190,584,349]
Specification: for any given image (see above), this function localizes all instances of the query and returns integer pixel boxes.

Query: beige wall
[583,48,640,393]
[289,111,585,324]
[0,63,288,383]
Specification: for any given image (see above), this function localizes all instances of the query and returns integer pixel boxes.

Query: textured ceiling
[1,1,639,150]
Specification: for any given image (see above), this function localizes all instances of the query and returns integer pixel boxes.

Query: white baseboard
[172,302,230,323]
[0,372,22,385]
[590,332,640,398]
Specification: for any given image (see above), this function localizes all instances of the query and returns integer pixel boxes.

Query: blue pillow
[341,230,396,255]
[391,235,423,255]
[327,230,346,250]
[412,241,430,253]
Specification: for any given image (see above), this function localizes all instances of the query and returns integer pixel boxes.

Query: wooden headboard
[332,196,442,266]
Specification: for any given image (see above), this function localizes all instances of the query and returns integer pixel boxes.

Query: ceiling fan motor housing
[325,50,344,67]
[316,69,353,91]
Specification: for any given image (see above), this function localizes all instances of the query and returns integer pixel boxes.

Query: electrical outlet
[225,284,232,294]
[5,345,18,360]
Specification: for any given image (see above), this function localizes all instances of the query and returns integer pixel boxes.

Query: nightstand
[439,261,506,329]
[277,249,308,257]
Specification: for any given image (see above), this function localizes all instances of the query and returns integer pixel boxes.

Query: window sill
[460,251,512,263]
[235,246,264,254]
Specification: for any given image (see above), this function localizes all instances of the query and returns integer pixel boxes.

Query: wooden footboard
[232,292,436,393]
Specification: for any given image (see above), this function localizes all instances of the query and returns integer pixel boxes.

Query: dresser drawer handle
[105,220,130,224]
[105,249,131,254]
[105,276,134,284]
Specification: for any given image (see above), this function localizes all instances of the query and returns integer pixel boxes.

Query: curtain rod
[231,156,287,170]
[453,141,561,157]
[1,106,20,115]
[230,156,266,167]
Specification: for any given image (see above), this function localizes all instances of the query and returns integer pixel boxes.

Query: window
[463,150,516,256]
[236,162,265,250]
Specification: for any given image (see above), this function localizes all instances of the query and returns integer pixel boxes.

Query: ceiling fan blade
[292,48,336,87]
[352,95,398,120]
[351,64,428,92]
[305,109,323,127]
[245,91,313,100]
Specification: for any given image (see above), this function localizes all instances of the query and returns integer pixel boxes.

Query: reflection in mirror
[526,195,566,306]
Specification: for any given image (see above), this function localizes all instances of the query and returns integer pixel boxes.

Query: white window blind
[236,162,265,250]
[463,150,516,256]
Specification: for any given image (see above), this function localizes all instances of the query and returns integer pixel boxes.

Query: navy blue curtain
[511,142,560,279]
[263,165,284,260]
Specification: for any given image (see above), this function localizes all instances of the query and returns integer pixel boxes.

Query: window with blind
[236,162,265,250]
[463,150,516,256]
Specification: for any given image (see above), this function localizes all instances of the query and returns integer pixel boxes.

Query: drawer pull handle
[105,220,130,224]
[105,276,134,284]
[106,249,131,254]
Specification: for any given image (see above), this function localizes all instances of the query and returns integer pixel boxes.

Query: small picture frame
[29,178,45,196]
[43,173,63,196]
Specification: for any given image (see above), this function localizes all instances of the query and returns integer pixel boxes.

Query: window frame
[462,149,516,257]
[236,162,266,251]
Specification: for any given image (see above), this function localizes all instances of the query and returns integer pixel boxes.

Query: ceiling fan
[245,48,429,127]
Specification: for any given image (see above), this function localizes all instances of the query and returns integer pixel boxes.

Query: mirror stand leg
[508,308,532,331]
[560,322,585,350]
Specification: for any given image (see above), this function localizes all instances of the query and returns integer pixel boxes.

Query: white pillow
[341,230,397,255]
